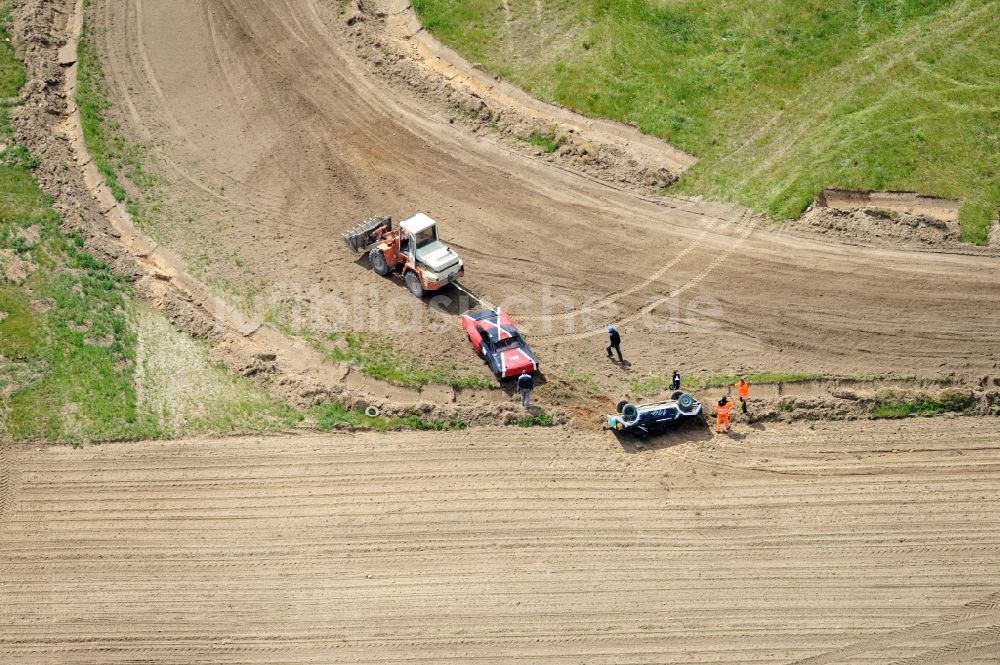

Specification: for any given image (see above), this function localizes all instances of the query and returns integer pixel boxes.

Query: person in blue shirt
[517,370,534,408]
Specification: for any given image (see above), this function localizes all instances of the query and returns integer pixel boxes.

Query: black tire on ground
[405,271,425,298]
[369,249,390,276]
[621,404,639,423]
[677,393,696,413]
[616,399,628,414]
[670,390,685,400]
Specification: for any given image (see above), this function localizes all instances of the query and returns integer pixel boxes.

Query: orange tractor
[342,213,465,298]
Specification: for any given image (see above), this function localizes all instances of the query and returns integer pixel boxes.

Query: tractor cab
[399,213,461,274]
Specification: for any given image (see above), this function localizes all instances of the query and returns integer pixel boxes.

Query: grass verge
[325,332,492,388]
[522,130,566,154]
[266,311,495,390]
[77,14,158,225]
[516,412,555,427]
[869,390,975,419]
[412,0,999,243]
[0,7,154,441]
[308,402,466,432]
[630,371,823,396]
[0,9,298,442]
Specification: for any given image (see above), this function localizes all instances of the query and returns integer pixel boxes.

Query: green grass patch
[516,412,555,427]
[631,370,822,396]
[0,11,153,442]
[701,372,824,387]
[0,13,301,443]
[132,305,304,437]
[523,131,566,154]
[328,331,495,389]
[0,6,24,99]
[0,159,153,441]
[869,390,975,419]
[308,402,466,432]
[412,0,1000,243]
[77,16,158,219]
[0,157,305,442]
[321,330,494,390]
[264,304,494,390]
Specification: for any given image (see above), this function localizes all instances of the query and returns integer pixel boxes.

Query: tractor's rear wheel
[369,249,390,276]
[405,271,425,298]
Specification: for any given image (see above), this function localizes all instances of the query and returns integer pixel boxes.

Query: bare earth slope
[92,0,1000,385]
[2,422,999,663]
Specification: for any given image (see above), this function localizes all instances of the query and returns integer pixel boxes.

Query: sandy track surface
[1,421,999,663]
[91,0,1000,386]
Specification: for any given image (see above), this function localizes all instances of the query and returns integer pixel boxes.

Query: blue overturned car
[606,391,702,438]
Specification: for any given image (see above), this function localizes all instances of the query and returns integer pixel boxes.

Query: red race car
[461,309,539,380]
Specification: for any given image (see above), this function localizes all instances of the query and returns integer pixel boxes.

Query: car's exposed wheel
[369,249,390,276]
[405,271,425,298]
[621,403,639,424]
[670,390,685,400]
[677,393,696,413]
[616,399,629,414]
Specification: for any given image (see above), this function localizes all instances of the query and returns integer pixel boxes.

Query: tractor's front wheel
[405,271,425,298]
[369,249,390,276]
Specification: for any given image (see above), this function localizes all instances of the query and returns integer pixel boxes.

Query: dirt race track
[2,421,999,663]
[92,0,1000,385]
[4,1,1000,663]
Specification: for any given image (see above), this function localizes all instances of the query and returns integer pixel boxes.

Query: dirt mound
[818,189,960,222]
[0,249,35,284]
[793,204,964,247]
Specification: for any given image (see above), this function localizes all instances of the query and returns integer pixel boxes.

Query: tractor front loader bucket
[342,215,392,254]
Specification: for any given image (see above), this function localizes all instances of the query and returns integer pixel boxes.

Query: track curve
[93,0,1000,381]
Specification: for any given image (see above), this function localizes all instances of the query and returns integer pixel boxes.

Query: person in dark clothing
[671,370,681,391]
[517,370,534,408]
[606,326,623,362]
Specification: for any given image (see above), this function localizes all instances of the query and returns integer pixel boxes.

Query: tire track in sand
[0,442,20,532]
[787,591,1000,664]
[2,421,999,663]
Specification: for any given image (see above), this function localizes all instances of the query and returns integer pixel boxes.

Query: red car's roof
[463,309,520,342]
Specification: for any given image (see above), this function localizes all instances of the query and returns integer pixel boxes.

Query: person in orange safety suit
[716,396,733,434]
[735,377,751,416]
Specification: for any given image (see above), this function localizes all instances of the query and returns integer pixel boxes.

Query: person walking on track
[715,396,733,434]
[735,376,751,416]
[606,326,624,362]
[517,369,534,408]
